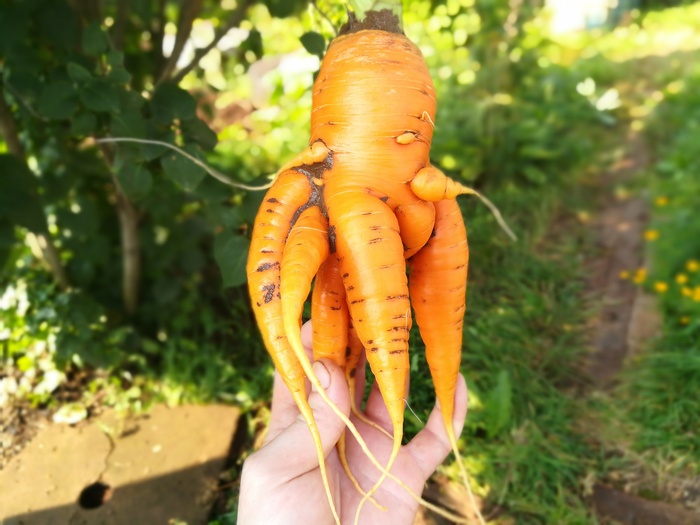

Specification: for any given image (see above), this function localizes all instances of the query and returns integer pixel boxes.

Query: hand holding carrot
[237,321,469,525]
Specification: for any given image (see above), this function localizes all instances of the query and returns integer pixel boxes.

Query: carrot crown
[344,0,403,34]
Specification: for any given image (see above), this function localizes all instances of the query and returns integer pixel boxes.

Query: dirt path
[584,130,700,524]
[586,132,656,388]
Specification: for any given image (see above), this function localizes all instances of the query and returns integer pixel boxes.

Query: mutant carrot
[408,199,485,525]
[245,170,341,524]
[245,7,508,522]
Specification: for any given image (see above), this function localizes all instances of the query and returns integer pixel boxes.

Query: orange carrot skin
[312,31,436,197]
[246,169,313,392]
[408,198,469,433]
[312,257,350,368]
[310,30,437,456]
[280,205,331,355]
[330,193,411,439]
[395,200,436,259]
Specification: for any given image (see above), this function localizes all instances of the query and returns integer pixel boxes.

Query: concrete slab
[0,420,111,524]
[0,404,240,525]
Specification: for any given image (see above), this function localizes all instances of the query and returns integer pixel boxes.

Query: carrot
[312,258,389,433]
[311,257,349,368]
[246,8,509,521]
[410,165,517,241]
[408,199,484,525]
[395,200,436,259]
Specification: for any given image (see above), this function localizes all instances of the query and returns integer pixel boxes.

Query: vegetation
[1,0,699,523]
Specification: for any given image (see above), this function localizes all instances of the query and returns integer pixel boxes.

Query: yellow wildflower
[676,273,688,284]
[680,316,690,325]
[619,270,630,279]
[694,287,700,302]
[644,230,660,241]
[687,260,699,272]
[682,286,692,297]
[654,281,668,293]
[632,268,647,284]
[655,196,669,206]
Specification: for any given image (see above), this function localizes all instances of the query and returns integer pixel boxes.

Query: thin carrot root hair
[285,317,472,523]
[94,137,278,191]
[293,342,473,524]
[409,165,517,241]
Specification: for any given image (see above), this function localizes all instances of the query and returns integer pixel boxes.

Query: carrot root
[410,165,517,241]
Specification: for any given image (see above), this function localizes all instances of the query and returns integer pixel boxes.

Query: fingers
[362,380,393,434]
[264,371,302,444]
[405,373,469,481]
[363,366,410,434]
[253,359,351,479]
[301,319,313,350]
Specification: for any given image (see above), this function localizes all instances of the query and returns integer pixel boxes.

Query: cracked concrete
[0,404,239,525]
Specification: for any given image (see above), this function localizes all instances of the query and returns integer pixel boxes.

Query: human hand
[237,321,468,525]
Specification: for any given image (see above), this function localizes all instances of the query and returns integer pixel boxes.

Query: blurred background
[1,0,699,523]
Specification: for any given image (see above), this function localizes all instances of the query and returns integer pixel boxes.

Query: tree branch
[0,87,25,158]
[112,0,130,51]
[98,143,141,315]
[156,0,204,85]
[171,0,254,84]
[0,86,69,290]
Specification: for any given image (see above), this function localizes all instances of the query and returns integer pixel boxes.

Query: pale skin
[238,321,469,525]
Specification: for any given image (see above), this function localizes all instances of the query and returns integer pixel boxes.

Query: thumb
[307,360,351,451]
[256,360,351,478]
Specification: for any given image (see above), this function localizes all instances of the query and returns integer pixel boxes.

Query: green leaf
[522,165,548,185]
[71,112,98,136]
[181,117,218,151]
[151,83,196,125]
[106,50,124,66]
[110,109,147,139]
[106,67,132,85]
[0,155,48,233]
[37,80,79,120]
[263,0,309,18]
[214,233,250,288]
[117,162,153,200]
[82,22,109,56]
[520,145,559,160]
[240,30,263,60]
[67,62,93,84]
[80,79,120,113]
[300,32,326,58]
[160,148,206,191]
[485,370,512,438]
[144,119,176,160]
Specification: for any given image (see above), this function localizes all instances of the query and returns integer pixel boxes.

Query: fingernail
[312,361,330,391]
